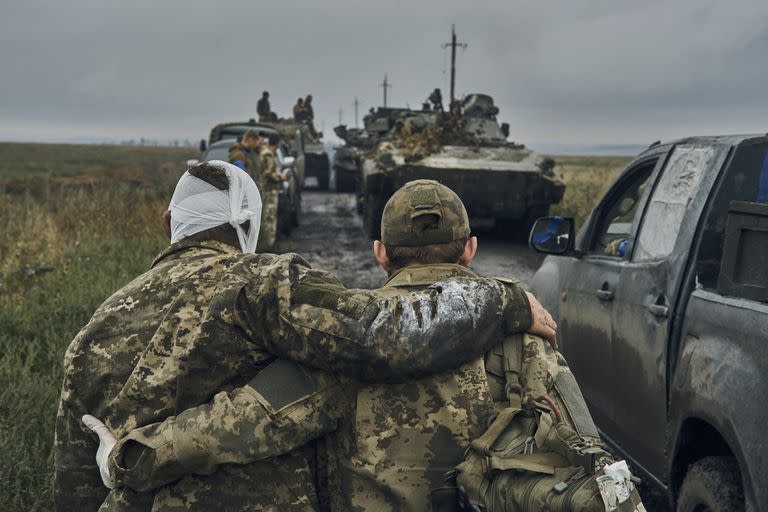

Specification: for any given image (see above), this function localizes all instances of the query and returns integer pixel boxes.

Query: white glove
[82,414,117,489]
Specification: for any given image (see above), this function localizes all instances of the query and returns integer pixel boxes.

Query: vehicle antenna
[338,108,343,125]
[379,74,392,108]
[442,24,467,104]
[354,97,359,128]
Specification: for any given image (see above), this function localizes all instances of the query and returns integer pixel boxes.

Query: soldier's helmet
[381,180,470,246]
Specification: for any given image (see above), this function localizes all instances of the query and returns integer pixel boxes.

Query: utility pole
[442,24,467,104]
[379,74,392,108]
[354,97,359,128]
[338,108,343,125]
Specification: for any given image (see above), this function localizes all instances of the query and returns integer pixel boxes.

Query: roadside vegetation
[0,143,195,511]
[549,155,632,229]
[0,143,628,510]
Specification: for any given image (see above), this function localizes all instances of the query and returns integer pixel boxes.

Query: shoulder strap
[501,333,524,408]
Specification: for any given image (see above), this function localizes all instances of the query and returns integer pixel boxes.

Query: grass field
[0,143,196,511]
[0,143,629,511]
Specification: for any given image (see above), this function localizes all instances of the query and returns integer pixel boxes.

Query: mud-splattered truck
[529,134,768,511]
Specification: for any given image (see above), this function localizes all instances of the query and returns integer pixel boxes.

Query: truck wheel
[363,193,383,239]
[676,457,743,512]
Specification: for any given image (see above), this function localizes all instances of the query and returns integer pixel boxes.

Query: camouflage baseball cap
[381,179,470,246]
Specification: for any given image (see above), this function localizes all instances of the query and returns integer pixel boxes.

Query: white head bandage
[168,160,262,253]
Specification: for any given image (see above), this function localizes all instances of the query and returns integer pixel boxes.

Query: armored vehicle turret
[355,94,565,239]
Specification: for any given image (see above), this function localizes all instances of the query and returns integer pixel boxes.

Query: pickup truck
[528,135,768,511]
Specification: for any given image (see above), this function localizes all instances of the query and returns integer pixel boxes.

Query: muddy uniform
[324,263,500,511]
[54,239,534,512]
[257,147,282,250]
[228,143,261,183]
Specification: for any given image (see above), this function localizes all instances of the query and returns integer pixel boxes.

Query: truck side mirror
[501,123,510,138]
[199,139,207,152]
[529,216,575,255]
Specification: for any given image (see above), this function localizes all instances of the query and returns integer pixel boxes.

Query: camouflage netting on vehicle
[389,112,527,164]
[267,118,321,144]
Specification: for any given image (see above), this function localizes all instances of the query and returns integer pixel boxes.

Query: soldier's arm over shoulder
[238,254,533,379]
[109,362,346,492]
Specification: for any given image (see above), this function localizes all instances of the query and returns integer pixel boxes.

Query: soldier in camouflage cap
[379,178,470,246]
[55,165,553,511]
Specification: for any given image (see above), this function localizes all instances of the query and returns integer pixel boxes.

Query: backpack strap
[501,333,524,408]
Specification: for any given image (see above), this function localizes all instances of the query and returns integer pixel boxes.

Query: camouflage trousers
[258,188,279,251]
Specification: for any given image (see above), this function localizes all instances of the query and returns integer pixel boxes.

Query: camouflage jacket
[323,264,499,511]
[53,241,533,511]
[258,148,282,191]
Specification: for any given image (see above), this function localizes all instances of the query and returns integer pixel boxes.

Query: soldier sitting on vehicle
[429,87,444,111]
[257,91,272,122]
[76,182,644,512]
[303,94,319,138]
[293,97,306,122]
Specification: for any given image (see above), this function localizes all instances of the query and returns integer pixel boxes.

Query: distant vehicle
[194,122,302,235]
[529,134,768,511]
[338,94,565,238]
[261,120,329,190]
[333,107,416,196]
[203,119,306,186]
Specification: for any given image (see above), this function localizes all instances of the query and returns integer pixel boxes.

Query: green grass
[0,143,192,511]
[0,237,165,511]
[0,142,196,182]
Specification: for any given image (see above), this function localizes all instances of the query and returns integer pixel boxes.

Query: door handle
[596,289,614,301]
[647,304,669,318]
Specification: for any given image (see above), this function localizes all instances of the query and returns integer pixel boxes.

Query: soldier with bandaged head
[53,165,558,511]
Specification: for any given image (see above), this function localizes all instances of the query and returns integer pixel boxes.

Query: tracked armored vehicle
[356,94,565,238]
[333,107,411,194]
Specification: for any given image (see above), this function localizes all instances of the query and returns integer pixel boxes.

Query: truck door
[611,144,730,477]
[560,156,660,433]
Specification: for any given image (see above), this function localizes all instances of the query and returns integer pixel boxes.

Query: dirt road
[276,191,545,289]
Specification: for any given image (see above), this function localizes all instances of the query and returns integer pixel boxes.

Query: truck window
[695,141,768,289]
[634,145,715,261]
[590,161,655,257]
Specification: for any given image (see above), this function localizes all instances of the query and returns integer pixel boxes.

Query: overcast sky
[2,0,768,149]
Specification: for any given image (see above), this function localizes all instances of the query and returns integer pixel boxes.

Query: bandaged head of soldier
[377,180,474,271]
[166,161,262,252]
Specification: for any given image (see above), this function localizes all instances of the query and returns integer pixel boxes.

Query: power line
[441,24,467,104]
[379,74,392,108]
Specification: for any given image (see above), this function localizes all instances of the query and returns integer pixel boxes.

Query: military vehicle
[530,134,768,511]
[260,119,330,190]
[196,120,303,235]
[350,94,565,239]
[333,107,413,196]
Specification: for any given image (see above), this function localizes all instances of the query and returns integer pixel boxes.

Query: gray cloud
[2,0,768,147]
